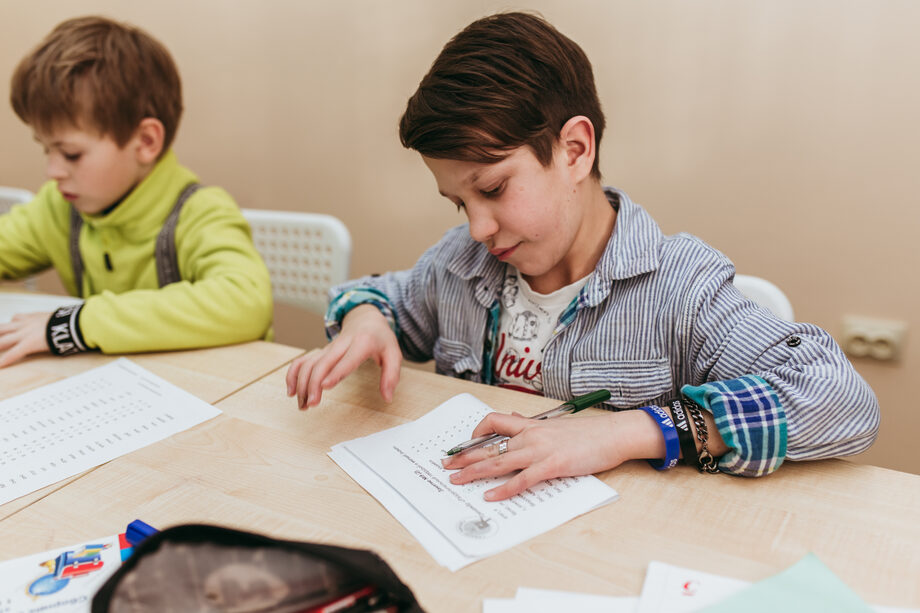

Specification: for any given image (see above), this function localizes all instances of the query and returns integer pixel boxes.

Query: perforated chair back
[241,209,351,316]
[0,186,39,290]
[733,274,795,322]
[0,186,34,215]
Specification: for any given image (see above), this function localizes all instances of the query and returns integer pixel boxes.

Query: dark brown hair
[399,12,605,178]
[10,16,183,154]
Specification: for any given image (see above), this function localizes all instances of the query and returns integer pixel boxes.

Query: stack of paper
[0,358,221,505]
[484,559,917,612]
[484,587,637,612]
[329,393,619,571]
[0,291,81,324]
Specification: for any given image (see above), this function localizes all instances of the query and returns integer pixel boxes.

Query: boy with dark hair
[0,16,273,366]
[287,12,878,500]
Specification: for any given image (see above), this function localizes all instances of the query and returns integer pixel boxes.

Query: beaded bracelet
[683,398,720,473]
[638,405,679,470]
[665,398,699,467]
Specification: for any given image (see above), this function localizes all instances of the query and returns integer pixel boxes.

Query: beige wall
[2,1,918,474]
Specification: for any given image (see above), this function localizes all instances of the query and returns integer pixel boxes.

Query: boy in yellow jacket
[0,16,273,367]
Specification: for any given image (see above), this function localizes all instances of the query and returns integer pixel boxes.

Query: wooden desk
[1,358,918,610]
[0,341,304,520]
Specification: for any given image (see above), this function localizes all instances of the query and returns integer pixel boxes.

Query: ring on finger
[497,439,509,455]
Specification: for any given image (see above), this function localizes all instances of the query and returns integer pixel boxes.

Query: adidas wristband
[666,397,699,467]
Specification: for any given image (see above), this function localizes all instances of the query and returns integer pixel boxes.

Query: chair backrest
[733,274,795,322]
[0,186,39,291]
[0,186,34,215]
[241,209,351,316]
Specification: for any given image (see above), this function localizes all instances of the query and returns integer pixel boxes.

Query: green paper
[701,553,872,613]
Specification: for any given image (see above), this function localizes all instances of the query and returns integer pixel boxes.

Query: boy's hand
[0,312,53,368]
[286,304,401,409]
[441,409,663,501]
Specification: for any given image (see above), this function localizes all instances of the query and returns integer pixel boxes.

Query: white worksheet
[329,393,618,570]
[636,560,914,613]
[636,560,750,613]
[0,292,82,324]
[483,587,638,612]
[0,358,221,505]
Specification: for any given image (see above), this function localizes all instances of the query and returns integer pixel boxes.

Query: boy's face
[34,125,150,214]
[424,145,589,291]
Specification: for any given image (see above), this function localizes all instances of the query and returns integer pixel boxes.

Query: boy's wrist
[45,303,88,356]
[607,409,669,464]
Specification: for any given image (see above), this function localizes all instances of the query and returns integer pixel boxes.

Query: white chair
[733,274,795,322]
[0,186,34,215]
[241,209,351,317]
[0,186,39,290]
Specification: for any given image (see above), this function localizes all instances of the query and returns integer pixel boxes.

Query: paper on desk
[0,531,131,612]
[328,393,619,571]
[483,587,637,612]
[636,560,749,612]
[0,291,82,323]
[0,358,221,505]
[700,553,873,613]
[637,559,915,613]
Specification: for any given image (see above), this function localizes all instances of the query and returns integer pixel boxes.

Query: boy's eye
[481,181,505,198]
[63,153,82,162]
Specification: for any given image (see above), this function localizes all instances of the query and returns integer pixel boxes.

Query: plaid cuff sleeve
[325,288,398,340]
[681,375,787,477]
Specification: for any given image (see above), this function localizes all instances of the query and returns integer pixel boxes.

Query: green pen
[444,389,611,456]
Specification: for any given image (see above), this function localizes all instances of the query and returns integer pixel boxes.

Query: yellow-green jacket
[0,151,273,354]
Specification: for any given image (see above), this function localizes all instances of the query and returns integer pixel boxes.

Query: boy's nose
[466,202,499,243]
[45,157,68,181]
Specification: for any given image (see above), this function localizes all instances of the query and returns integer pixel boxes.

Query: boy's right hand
[285,304,401,409]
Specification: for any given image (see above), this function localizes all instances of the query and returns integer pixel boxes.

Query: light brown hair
[399,12,606,179]
[10,16,183,154]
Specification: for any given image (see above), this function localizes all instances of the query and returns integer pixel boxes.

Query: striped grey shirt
[327,188,879,475]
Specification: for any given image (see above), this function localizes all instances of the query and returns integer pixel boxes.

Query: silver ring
[497,439,509,455]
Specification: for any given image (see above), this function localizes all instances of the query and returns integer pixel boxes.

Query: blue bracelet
[638,405,680,470]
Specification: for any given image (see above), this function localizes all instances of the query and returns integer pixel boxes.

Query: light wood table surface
[0,341,304,520]
[1,353,919,611]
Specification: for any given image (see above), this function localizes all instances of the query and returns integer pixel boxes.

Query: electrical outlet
[841,316,907,361]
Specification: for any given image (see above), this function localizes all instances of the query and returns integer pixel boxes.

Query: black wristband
[683,396,720,474]
[666,398,698,467]
[46,303,87,356]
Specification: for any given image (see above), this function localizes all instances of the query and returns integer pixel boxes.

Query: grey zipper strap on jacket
[68,182,202,296]
[155,182,201,287]
[69,207,85,298]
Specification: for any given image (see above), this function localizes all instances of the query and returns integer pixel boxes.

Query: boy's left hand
[0,312,52,368]
[441,409,661,501]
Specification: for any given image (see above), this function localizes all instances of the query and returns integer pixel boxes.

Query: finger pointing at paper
[442,410,671,501]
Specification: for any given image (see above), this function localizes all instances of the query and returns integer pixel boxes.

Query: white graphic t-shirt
[493,269,590,394]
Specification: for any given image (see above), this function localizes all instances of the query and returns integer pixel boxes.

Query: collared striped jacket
[327,188,879,476]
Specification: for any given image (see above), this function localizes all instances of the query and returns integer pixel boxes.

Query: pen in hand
[444,389,611,456]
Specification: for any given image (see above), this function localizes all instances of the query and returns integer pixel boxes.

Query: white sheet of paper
[0,358,221,505]
[514,587,638,612]
[0,291,82,323]
[636,560,750,613]
[482,599,522,613]
[0,532,125,611]
[636,561,916,613]
[481,588,638,612]
[328,393,619,571]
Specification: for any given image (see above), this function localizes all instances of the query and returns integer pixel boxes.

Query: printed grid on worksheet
[0,359,219,504]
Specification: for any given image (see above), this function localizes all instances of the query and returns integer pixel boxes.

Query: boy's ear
[133,117,165,164]
[557,116,596,183]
